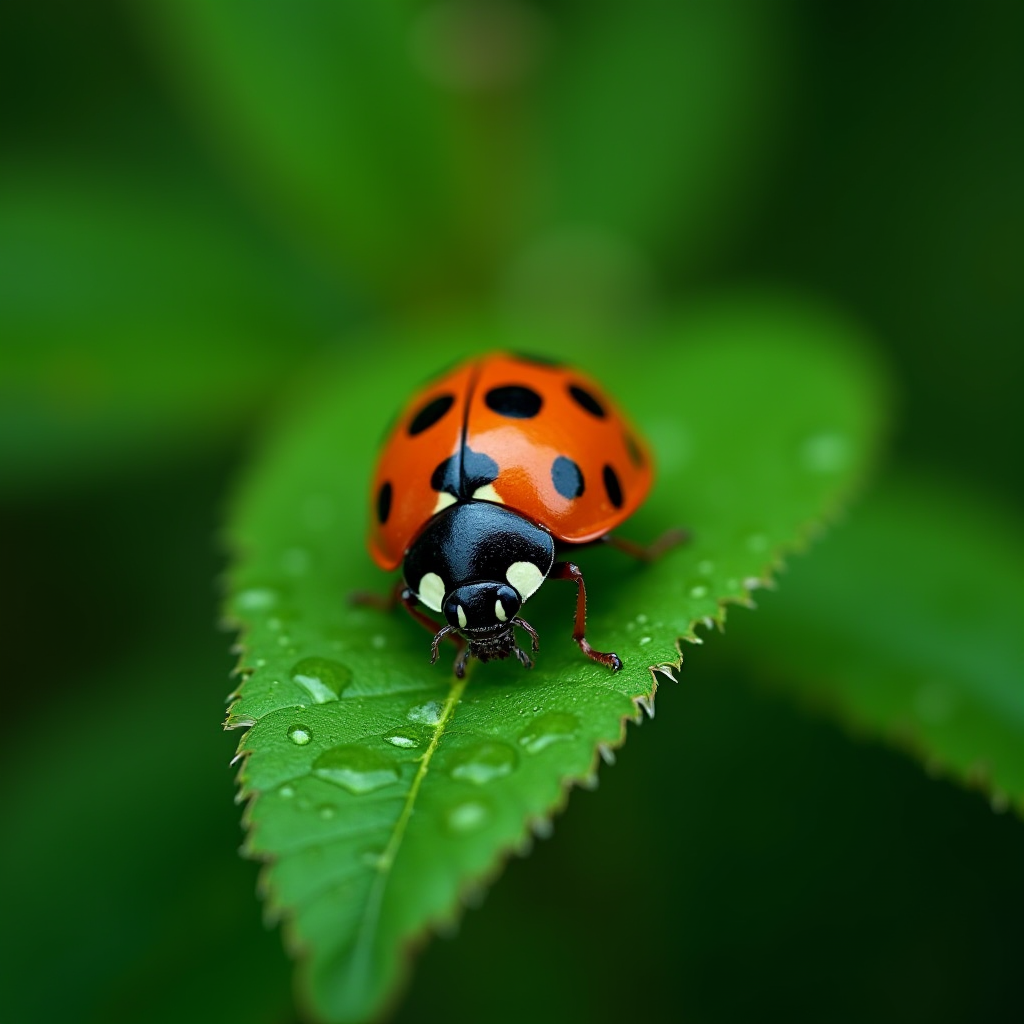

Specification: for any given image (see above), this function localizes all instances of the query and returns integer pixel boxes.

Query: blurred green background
[1,2,1021,1022]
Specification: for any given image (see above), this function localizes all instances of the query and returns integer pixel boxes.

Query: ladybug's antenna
[429,624,456,664]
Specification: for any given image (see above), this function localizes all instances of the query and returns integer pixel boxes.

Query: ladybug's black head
[443,582,521,635]
[442,582,534,671]
[405,501,554,677]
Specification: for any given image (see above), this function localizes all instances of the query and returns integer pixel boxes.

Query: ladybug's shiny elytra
[366,353,681,677]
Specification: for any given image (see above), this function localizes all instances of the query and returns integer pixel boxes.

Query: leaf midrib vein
[345,670,469,988]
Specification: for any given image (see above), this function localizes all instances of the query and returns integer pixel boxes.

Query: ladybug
[366,353,682,677]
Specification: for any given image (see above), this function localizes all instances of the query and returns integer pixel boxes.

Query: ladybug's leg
[515,616,540,653]
[353,582,463,661]
[453,643,472,679]
[398,586,447,637]
[349,579,404,611]
[605,527,689,563]
[430,623,457,664]
[549,561,622,672]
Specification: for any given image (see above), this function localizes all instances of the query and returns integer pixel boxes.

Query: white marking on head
[456,604,468,629]
[494,599,507,622]
[418,572,446,613]
[472,483,503,504]
[506,560,544,601]
[433,492,457,515]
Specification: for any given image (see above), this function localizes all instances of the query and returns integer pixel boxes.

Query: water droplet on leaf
[384,733,420,749]
[800,432,850,473]
[449,742,517,784]
[407,700,444,725]
[446,800,490,832]
[519,711,579,753]
[291,657,351,704]
[313,745,400,794]
[287,725,312,746]
[236,587,278,611]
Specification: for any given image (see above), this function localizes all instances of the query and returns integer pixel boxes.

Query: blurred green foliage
[1,1,1020,1022]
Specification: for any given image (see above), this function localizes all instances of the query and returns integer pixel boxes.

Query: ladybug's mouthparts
[430,616,541,678]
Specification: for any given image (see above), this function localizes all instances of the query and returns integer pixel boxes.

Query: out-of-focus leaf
[134,0,481,300]
[225,294,887,1022]
[0,649,293,1024]
[734,474,1024,812]
[0,169,334,495]
[524,1,787,274]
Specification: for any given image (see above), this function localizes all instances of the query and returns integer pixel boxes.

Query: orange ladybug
[367,353,682,677]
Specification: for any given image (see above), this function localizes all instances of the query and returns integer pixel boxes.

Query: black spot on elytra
[377,481,393,524]
[408,394,454,436]
[624,432,644,467]
[431,445,499,499]
[552,456,585,500]
[603,465,624,508]
[485,384,543,419]
[568,384,606,418]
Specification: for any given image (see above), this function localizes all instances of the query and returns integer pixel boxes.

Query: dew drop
[287,724,312,746]
[519,711,579,754]
[291,657,352,704]
[313,745,400,794]
[635,613,648,625]
[449,742,518,785]
[446,800,490,833]
[236,587,278,611]
[407,700,445,726]
[278,785,295,799]
[800,432,850,474]
[639,636,652,645]
[318,804,337,820]
[689,585,709,599]
[371,634,387,650]
[383,734,420,749]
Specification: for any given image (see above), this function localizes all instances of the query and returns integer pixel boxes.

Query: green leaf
[532,1,788,262]
[731,474,1024,812]
[0,167,332,495]
[135,1,472,299]
[226,295,887,1022]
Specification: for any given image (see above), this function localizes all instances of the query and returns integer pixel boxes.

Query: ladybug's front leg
[353,581,463,660]
[549,561,622,672]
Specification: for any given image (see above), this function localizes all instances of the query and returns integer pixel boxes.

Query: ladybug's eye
[444,582,521,632]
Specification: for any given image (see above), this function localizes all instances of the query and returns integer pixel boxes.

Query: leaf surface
[0,168,334,495]
[135,0,473,299]
[732,474,1024,812]
[226,296,887,1022]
